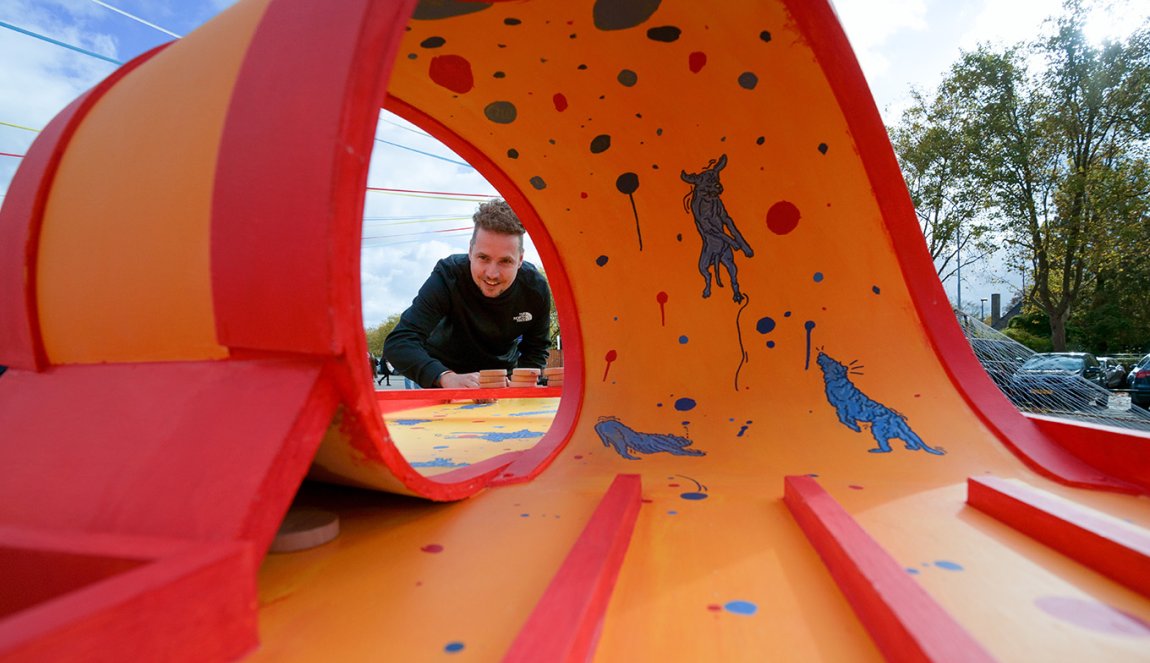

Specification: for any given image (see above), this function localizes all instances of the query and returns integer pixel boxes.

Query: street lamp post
[980,298,987,321]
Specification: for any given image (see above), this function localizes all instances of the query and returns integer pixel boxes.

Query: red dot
[580,192,588,198]
[689,51,707,73]
[656,291,669,304]
[605,350,618,362]
[767,201,801,235]
[706,604,722,612]
[428,55,473,94]
[553,93,568,112]
[421,544,444,553]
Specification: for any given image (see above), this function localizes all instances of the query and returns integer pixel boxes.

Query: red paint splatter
[553,93,568,112]
[656,291,669,326]
[428,55,474,94]
[689,51,707,73]
[668,483,681,488]
[706,604,722,612]
[574,455,584,460]
[421,544,444,553]
[603,349,618,381]
[580,191,588,199]
[848,485,864,490]
[641,498,653,504]
[767,201,801,235]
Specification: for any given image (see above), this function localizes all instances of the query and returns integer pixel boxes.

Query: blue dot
[872,285,881,294]
[674,397,696,411]
[813,272,824,282]
[680,492,708,500]
[906,568,920,575]
[804,320,816,331]
[755,316,776,334]
[668,510,679,515]
[445,642,465,653]
[520,513,529,517]
[766,340,775,348]
[596,255,609,266]
[934,560,964,571]
[679,335,689,344]
[784,311,792,317]
[724,600,758,616]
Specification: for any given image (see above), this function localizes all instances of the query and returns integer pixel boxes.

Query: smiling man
[384,199,553,389]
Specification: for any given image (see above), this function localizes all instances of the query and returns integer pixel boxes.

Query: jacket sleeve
[383,267,452,388]
[515,283,553,369]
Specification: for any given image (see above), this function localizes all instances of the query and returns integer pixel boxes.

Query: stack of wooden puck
[479,369,509,389]
[510,367,540,387]
[544,366,564,387]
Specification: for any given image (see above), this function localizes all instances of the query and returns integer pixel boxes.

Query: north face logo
[514,312,533,323]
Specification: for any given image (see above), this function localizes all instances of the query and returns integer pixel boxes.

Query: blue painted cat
[594,416,706,460]
[817,351,944,455]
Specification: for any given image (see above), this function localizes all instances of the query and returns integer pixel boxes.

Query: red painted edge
[783,1,1141,495]
[967,476,1150,598]
[783,475,995,663]
[1023,415,1150,494]
[386,95,585,487]
[0,526,255,663]
[0,44,169,371]
[503,474,642,663]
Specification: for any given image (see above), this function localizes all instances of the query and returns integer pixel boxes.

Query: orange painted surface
[34,0,271,363]
[2,0,1149,661]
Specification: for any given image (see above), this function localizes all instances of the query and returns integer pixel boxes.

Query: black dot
[616,172,639,194]
[590,134,612,153]
[872,285,881,294]
[484,101,518,124]
[676,233,683,241]
[507,148,519,159]
[493,71,506,78]
[656,128,663,136]
[760,30,772,42]
[738,72,758,90]
[407,53,417,60]
[617,69,638,87]
[596,255,609,266]
[578,64,588,70]
[756,136,765,145]
[420,36,446,48]
[818,143,829,154]
[647,26,681,42]
[504,17,522,25]
[530,176,547,190]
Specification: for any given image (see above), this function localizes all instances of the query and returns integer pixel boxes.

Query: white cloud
[831,0,928,78]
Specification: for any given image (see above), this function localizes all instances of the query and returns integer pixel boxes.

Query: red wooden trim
[784,476,995,663]
[1023,415,1150,495]
[504,474,642,663]
[0,44,168,371]
[967,476,1150,597]
[783,1,1140,495]
[375,386,562,402]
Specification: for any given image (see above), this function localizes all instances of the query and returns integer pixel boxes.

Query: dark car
[1127,353,1150,389]
[969,338,1031,391]
[1130,353,1150,411]
[1007,352,1110,411]
[1097,357,1128,389]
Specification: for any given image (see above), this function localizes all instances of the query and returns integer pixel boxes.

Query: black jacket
[384,254,552,387]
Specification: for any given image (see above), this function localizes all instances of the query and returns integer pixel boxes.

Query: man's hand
[438,371,483,389]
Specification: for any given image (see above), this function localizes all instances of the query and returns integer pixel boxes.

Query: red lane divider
[967,475,1150,598]
[375,386,562,402]
[504,474,642,663]
[784,475,995,663]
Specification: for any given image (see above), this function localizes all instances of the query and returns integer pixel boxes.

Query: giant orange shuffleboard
[1,1,1148,661]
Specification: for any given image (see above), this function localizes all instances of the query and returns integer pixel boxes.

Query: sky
[2,0,1147,326]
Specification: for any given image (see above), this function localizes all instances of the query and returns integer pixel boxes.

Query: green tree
[941,3,1150,350]
[365,313,402,357]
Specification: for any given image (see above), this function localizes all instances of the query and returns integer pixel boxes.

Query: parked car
[1007,352,1110,410]
[1097,357,1128,389]
[1130,353,1150,411]
[969,338,1031,391]
[1127,353,1150,389]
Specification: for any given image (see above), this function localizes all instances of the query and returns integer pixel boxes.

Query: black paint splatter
[507,148,519,159]
[756,136,765,145]
[596,255,609,266]
[412,1,490,20]
[593,0,662,30]
[484,101,517,124]
[647,26,681,42]
[616,172,643,251]
[760,30,772,42]
[738,72,758,90]
[530,176,547,190]
[504,17,522,26]
[590,135,612,153]
[618,69,638,87]
[818,143,829,154]
[420,36,446,48]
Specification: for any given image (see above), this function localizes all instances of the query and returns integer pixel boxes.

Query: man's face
[469,228,523,298]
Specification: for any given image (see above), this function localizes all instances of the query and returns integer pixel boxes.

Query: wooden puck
[480,369,508,377]
[512,368,540,376]
[270,508,340,553]
[543,367,564,376]
[479,375,506,384]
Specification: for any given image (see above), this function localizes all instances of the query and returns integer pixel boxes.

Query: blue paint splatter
[433,445,449,450]
[510,409,559,417]
[520,513,530,517]
[448,429,544,442]
[766,340,776,349]
[724,601,758,616]
[934,560,964,571]
[872,285,881,294]
[679,335,689,344]
[445,641,465,653]
[459,402,495,410]
[409,458,469,468]
[668,510,679,515]
[906,568,920,575]
[804,320,816,369]
[755,317,776,334]
[784,311,792,317]
[813,272,824,282]
[680,492,708,500]
[596,255,609,266]
[737,420,752,437]
[674,397,696,411]
[393,418,432,426]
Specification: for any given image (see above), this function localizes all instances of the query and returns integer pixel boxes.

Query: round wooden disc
[479,369,508,377]
[512,368,540,376]
[270,508,340,553]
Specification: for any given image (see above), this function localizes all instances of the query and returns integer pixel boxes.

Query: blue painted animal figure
[594,416,706,460]
[681,154,754,302]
